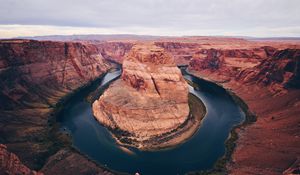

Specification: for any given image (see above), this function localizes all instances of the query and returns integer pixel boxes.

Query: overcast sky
[0,0,300,38]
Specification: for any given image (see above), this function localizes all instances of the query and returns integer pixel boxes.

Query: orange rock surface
[92,44,190,149]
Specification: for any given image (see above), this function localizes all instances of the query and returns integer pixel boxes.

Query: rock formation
[0,39,111,171]
[161,37,300,175]
[238,49,300,89]
[0,144,42,175]
[0,39,110,110]
[96,42,133,63]
[190,48,225,71]
[93,43,191,149]
[1,36,300,175]
[155,42,199,65]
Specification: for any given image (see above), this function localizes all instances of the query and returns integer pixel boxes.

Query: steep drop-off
[185,43,300,174]
[1,37,300,175]
[96,41,133,63]
[0,39,112,174]
[154,38,300,174]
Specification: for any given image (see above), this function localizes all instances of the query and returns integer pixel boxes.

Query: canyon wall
[0,40,110,110]
[155,42,199,65]
[0,39,111,173]
[0,144,42,175]
[237,49,300,89]
[156,39,299,93]
[188,46,300,93]
[1,37,299,174]
[168,40,300,174]
[96,41,133,63]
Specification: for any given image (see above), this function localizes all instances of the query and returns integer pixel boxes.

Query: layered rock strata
[156,38,300,174]
[96,42,133,63]
[2,36,299,174]
[0,39,111,172]
[0,144,42,175]
[185,45,300,174]
[93,44,191,149]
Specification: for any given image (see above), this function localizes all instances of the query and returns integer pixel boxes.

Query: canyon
[0,39,113,174]
[158,38,300,175]
[0,37,299,174]
[92,43,202,150]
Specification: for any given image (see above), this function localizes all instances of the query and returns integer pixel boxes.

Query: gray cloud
[0,0,300,37]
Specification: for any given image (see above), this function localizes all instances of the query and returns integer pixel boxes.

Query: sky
[0,0,300,38]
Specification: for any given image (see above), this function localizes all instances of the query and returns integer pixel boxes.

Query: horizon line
[2,33,300,40]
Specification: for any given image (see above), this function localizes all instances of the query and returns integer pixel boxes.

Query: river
[57,68,245,175]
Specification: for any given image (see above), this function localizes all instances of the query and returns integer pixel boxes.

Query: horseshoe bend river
[57,68,245,175]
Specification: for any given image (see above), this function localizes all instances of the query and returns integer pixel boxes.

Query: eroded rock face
[92,44,189,149]
[190,48,225,71]
[97,42,134,63]
[237,49,300,89]
[0,39,110,110]
[0,144,42,175]
[0,39,111,170]
[155,42,199,65]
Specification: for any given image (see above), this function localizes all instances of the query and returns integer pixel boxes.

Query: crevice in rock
[151,76,160,96]
[69,57,85,79]
[61,43,69,85]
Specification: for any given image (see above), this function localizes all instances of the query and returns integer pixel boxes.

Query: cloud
[0,0,299,38]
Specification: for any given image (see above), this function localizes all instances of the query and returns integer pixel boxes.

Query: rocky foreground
[92,44,204,150]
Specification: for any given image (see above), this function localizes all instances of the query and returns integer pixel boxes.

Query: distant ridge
[13,34,300,42]
[15,34,164,41]
[248,37,300,41]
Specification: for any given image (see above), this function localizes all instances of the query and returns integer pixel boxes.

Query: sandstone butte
[92,43,199,150]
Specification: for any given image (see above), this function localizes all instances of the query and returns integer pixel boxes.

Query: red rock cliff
[0,144,42,175]
[0,39,110,110]
[238,49,300,89]
[96,41,133,63]
[0,39,111,171]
